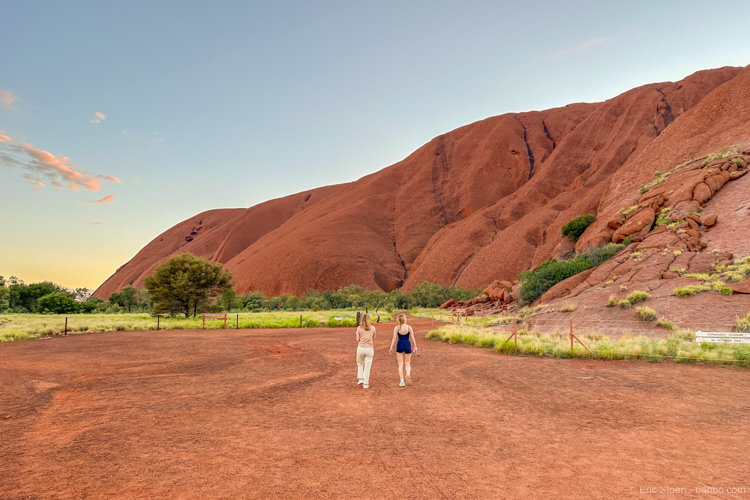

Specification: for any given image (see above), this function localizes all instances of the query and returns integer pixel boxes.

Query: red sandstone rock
[702,214,718,227]
[693,182,713,203]
[95,66,750,302]
[728,279,750,294]
[439,299,457,309]
[612,208,655,243]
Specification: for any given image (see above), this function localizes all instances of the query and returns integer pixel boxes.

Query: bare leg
[396,352,404,381]
[404,352,412,378]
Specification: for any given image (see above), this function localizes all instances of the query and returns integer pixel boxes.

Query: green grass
[626,290,651,304]
[736,312,750,333]
[674,284,710,297]
[0,310,393,342]
[636,306,657,321]
[427,325,750,366]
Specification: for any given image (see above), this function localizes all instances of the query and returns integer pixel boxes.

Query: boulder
[701,214,718,227]
[439,298,457,309]
[705,171,730,193]
[693,182,713,204]
[729,169,747,180]
[670,200,701,221]
[611,208,655,243]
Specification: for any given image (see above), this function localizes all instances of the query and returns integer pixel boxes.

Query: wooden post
[570,319,574,352]
[64,317,67,335]
[157,315,160,331]
[236,314,239,329]
[300,314,302,328]
[514,318,518,350]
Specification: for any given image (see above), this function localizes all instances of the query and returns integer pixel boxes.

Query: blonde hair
[361,313,372,331]
[397,314,406,324]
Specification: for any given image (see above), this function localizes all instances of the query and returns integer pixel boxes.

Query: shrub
[636,306,657,321]
[561,214,596,241]
[656,320,676,330]
[618,299,631,309]
[587,243,626,267]
[674,284,709,297]
[560,303,576,312]
[626,291,651,304]
[518,243,624,303]
[622,205,639,217]
[736,312,750,333]
[607,295,616,307]
[620,285,628,292]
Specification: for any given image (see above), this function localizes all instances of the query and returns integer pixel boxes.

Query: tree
[18,281,63,312]
[37,291,80,314]
[221,287,236,312]
[144,253,234,318]
[0,281,8,311]
[120,286,139,313]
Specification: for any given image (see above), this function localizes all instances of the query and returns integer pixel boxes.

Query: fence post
[157,315,160,331]
[570,319,574,352]
[300,314,302,328]
[513,318,518,350]
[64,317,67,335]
[236,314,239,329]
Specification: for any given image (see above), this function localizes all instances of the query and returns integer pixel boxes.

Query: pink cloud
[90,111,107,124]
[0,87,17,109]
[32,188,41,194]
[89,222,105,225]
[98,175,122,184]
[0,132,121,193]
[91,194,114,204]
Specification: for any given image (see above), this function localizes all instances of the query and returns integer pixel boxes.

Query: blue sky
[1,0,749,289]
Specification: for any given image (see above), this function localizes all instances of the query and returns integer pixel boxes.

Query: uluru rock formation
[95,65,750,306]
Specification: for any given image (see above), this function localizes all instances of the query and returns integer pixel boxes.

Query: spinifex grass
[426,325,750,366]
[0,310,392,342]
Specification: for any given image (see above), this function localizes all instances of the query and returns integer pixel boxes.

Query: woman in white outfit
[355,313,376,389]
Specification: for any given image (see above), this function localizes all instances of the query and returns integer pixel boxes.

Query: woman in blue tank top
[389,313,418,387]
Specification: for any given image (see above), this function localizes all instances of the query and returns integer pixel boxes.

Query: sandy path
[1,317,749,499]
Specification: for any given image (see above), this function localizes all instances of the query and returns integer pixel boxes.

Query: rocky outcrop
[96,65,750,300]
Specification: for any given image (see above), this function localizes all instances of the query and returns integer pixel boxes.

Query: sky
[1,0,749,290]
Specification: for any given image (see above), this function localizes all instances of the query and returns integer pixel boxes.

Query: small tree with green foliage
[37,291,81,314]
[144,253,234,318]
[561,214,596,241]
[120,286,140,313]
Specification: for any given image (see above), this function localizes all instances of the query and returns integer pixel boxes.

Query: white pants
[356,346,374,385]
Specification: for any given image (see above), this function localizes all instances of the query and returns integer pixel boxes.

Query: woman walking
[389,314,417,387]
[355,313,376,389]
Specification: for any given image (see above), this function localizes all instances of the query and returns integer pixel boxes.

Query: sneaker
[405,374,412,385]
[363,384,369,389]
[399,380,406,387]
[357,380,364,385]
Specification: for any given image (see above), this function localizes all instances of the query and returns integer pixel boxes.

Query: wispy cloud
[0,86,17,109]
[543,37,611,60]
[32,188,41,194]
[89,111,107,124]
[89,221,105,225]
[0,131,121,192]
[91,194,114,204]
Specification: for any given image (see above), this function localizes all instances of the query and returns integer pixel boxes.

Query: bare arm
[409,325,417,350]
[389,326,398,354]
[355,326,360,344]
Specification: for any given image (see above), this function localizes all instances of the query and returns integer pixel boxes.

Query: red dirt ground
[1,317,749,499]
